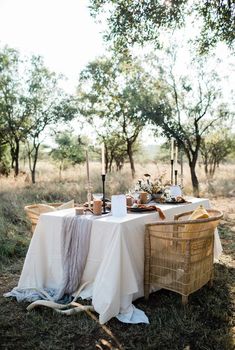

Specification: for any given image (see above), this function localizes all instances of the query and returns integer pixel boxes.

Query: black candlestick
[171,159,174,185]
[174,170,178,185]
[102,174,107,214]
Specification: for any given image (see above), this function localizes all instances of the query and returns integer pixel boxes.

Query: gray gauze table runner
[56,214,93,300]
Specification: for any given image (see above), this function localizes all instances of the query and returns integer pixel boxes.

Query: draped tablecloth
[7,197,222,324]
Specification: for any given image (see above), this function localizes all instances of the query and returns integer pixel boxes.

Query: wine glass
[132,191,140,203]
[93,193,103,200]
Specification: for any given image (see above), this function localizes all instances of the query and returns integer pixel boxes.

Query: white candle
[171,138,174,160]
[180,150,183,188]
[175,144,178,167]
[86,150,90,182]
[101,143,105,175]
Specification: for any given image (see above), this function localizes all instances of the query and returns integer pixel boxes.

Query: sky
[0,0,234,144]
[0,0,107,93]
[1,0,234,94]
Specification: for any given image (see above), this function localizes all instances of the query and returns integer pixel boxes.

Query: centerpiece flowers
[135,173,171,200]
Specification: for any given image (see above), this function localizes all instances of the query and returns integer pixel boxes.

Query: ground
[0,198,234,350]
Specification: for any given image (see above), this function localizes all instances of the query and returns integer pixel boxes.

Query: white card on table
[169,185,182,198]
[111,194,127,217]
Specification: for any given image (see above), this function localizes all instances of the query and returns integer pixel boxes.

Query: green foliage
[89,0,235,53]
[196,0,235,53]
[0,144,11,176]
[89,0,187,48]
[78,54,153,177]
[51,131,87,167]
[0,46,78,181]
[134,50,232,196]
[200,129,235,178]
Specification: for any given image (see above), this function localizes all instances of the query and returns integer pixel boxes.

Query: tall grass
[0,161,234,349]
[0,160,235,265]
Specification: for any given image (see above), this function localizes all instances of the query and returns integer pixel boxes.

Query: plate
[127,206,156,212]
[164,200,187,205]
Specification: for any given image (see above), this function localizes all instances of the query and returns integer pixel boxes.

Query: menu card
[111,194,127,217]
[169,185,182,198]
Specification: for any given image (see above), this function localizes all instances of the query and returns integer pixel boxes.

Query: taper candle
[171,138,174,160]
[86,150,90,182]
[101,143,105,175]
[175,143,178,168]
[180,149,184,188]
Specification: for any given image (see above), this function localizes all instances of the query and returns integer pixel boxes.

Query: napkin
[188,205,209,220]
[136,204,165,220]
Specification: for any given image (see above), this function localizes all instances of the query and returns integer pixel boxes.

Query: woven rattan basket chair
[144,209,223,304]
[24,200,75,233]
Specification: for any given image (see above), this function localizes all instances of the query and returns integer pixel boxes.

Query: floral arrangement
[135,173,170,195]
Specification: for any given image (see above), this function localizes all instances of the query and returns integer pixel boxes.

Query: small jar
[126,196,133,207]
[139,191,148,204]
[93,200,102,215]
[75,207,84,215]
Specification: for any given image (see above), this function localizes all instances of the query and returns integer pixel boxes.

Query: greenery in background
[77,55,151,178]
[0,1,234,196]
[89,0,235,54]
[135,51,232,196]
[0,46,78,182]
[200,128,235,179]
[0,144,11,176]
[51,131,88,180]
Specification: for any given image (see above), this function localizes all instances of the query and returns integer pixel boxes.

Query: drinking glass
[93,193,103,200]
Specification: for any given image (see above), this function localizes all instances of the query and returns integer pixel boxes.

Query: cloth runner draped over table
[5,198,222,324]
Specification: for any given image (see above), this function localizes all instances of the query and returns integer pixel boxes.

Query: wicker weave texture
[144,209,223,303]
[24,202,75,233]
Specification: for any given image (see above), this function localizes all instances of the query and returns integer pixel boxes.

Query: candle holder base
[102,174,108,214]
[85,182,93,210]
[174,170,178,186]
[171,159,174,185]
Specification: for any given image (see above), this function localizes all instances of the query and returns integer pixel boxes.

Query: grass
[0,248,234,350]
[0,161,234,349]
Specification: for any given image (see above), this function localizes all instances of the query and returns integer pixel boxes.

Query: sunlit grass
[0,160,234,349]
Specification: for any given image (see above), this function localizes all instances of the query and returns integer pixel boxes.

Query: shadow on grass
[0,262,234,350]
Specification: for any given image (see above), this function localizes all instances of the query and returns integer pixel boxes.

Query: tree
[25,56,78,183]
[0,48,78,182]
[137,53,231,196]
[51,131,87,181]
[89,0,235,53]
[0,47,32,176]
[77,55,147,178]
[100,132,130,172]
[200,129,234,179]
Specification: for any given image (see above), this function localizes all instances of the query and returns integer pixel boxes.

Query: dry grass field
[0,160,234,350]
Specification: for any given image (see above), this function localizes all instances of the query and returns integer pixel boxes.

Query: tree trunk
[31,168,36,184]
[127,141,135,179]
[10,149,14,169]
[30,144,40,184]
[204,155,208,176]
[109,154,114,173]
[189,162,200,197]
[14,140,20,177]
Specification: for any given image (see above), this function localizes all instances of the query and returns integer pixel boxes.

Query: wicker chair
[144,209,223,304]
[24,200,75,233]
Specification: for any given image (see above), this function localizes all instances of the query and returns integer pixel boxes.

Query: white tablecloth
[11,198,222,324]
